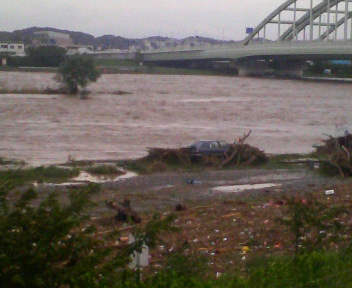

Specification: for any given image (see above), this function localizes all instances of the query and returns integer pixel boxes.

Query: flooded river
[0,71,351,165]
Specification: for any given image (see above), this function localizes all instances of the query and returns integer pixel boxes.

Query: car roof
[193,140,228,143]
[190,140,229,146]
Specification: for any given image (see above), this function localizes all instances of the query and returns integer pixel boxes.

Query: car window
[210,141,219,149]
[201,142,210,148]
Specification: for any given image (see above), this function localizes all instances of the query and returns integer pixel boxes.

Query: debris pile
[315,134,352,154]
[135,131,267,172]
[221,143,268,167]
[144,147,192,166]
[315,134,352,177]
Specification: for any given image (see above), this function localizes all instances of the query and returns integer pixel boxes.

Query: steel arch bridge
[244,0,352,45]
[141,0,352,77]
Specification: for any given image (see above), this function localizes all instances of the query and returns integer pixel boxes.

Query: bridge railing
[141,38,352,54]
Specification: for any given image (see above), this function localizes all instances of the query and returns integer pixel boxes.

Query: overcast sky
[1,0,288,40]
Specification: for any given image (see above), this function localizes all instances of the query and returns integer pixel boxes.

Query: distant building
[33,31,74,48]
[66,45,94,55]
[0,42,25,55]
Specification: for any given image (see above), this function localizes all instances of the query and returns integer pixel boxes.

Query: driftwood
[221,145,241,168]
[220,130,266,168]
[238,130,252,144]
[316,134,352,177]
[222,130,252,165]
[106,199,142,224]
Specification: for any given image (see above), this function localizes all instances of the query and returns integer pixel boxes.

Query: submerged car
[187,140,231,159]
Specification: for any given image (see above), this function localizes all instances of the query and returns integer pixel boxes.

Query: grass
[94,59,141,67]
[2,58,231,77]
[0,87,65,95]
[144,66,223,76]
[215,250,352,288]
[120,249,352,287]
[0,157,25,166]
[123,158,211,174]
[94,58,229,76]
[0,165,80,186]
[122,153,319,174]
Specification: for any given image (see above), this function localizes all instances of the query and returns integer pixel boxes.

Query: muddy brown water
[0,71,351,165]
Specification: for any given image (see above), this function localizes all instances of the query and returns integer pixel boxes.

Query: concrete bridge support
[271,59,308,78]
[233,59,308,78]
[233,59,269,77]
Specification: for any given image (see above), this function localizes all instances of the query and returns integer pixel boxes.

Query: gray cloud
[1,0,284,40]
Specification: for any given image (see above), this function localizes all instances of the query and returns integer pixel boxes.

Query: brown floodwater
[0,71,351,165]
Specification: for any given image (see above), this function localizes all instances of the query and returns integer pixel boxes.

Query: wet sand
[0,71,351,165]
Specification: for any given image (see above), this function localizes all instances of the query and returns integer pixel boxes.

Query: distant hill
[0,27,95,46]
[0,27,236,50]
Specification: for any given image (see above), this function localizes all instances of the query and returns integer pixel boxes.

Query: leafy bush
[0,183,178,288]
[0,184,111,288]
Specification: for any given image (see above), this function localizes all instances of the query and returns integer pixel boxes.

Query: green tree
[27,45,66,67]
[56,55,101,94]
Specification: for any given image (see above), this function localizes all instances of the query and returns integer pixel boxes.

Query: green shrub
[0,183,179,288]
[0,184,111,288]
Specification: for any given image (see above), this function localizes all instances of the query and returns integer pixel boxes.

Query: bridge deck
[141,41,352,62]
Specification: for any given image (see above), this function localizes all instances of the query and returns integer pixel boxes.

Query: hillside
[0,27,234,50]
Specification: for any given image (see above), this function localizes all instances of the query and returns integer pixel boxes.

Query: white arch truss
[243,0,352,45]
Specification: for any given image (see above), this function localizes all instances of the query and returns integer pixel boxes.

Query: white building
[33,31,74,48]
[0,42,25,55]
[66,45,94,55]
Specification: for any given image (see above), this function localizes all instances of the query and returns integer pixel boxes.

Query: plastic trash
[325,189,335,195]
[242,246,250,254]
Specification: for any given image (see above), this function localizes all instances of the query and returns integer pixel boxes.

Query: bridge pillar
[233,59,269,77]
[271,60,308,78]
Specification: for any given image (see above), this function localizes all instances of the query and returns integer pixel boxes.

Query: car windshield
[209,141,219,149]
